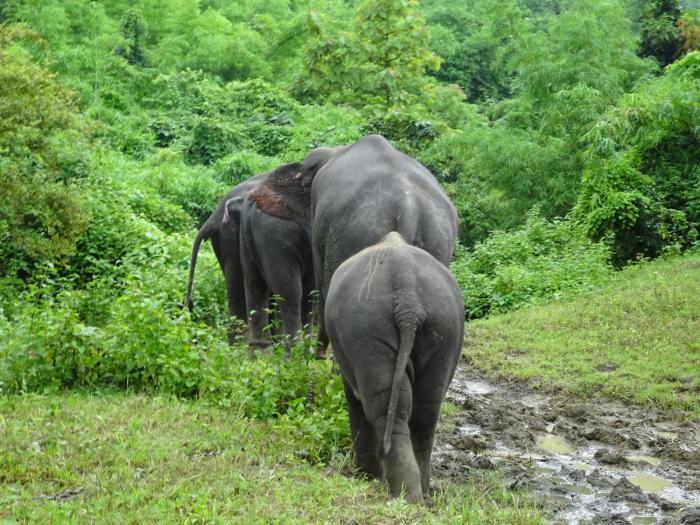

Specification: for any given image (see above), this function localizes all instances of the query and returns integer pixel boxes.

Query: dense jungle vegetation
[0,1,699,517]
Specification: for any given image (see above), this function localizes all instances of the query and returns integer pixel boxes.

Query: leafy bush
[225,78,297,119]
[451,211,613,318]
[0,282,348,460]
[361,107,443,158]
[285,104,364,157]
[184,118,241,165]
[127,190,194,234]
[214,151,281,186]
[575,51,700,263]
[0,26,88,276]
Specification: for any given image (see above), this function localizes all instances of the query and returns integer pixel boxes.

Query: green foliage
[576,51,700,263]
[678,10,700,55]
[451,211,612,318]
[149,73,297,163]
[422,0,524,102]
[297,0,441,109]
[0,281,349,459]
[115,7,146,65]
[0,25,88,276]
[213,150,281,186]
[483,0,654,228]
[639,0,683,66]
[285,103,365,157]
[185,118,240,165]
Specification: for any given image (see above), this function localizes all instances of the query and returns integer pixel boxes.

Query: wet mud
[434,365,700,524]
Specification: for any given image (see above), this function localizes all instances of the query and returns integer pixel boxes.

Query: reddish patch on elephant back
[249,184,293,220]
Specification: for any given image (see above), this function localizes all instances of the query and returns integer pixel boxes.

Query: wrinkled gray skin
[183,172,267,343]
[307,135,458,353]
[325,232,464,503]
[237,162,315,347]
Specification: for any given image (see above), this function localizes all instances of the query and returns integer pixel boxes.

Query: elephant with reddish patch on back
[237,162,315,347]
[230,145,350,348]
[325,232,464,502]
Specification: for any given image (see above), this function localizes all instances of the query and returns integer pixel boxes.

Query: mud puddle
[434,365,700,524]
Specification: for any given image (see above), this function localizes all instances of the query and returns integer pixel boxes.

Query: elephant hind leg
[409,347,458,497]
[409,400,440,498]
[223,259,247,344]
[271,276,304,343]
[242,261,271,347]
[361,374,422,503]
[343,379,382,479]
[300,273,314,334]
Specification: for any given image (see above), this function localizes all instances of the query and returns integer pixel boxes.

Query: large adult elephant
[307,134,458,352]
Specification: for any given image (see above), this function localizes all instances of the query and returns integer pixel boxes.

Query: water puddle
[627,455,661,466]
[536,434,573,455]
[559,483,592,495]
[656,430,677,441]
[628,471,673,494]
[461,380,495,396]
[631,517,656,525]
[456,424,480,436]
[434,367,700,524]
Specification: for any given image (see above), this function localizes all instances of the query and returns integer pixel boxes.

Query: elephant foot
[383,439,423,504]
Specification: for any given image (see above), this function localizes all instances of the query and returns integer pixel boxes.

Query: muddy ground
[433,364,700,524]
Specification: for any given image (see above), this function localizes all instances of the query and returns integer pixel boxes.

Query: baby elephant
[325,232,464,503]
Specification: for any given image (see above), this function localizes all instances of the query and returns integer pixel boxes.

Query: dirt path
[433,364,700,524]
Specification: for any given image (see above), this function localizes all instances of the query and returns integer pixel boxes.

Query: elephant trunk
[183,224,211,312]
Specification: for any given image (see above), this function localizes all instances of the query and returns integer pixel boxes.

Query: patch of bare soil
[434,365,700,524]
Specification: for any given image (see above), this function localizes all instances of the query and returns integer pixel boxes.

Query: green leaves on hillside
[576,51,700,263]
[451,211,612,318]
[296,0,441,109]
[0,26,88,274]
[423,0,524,103]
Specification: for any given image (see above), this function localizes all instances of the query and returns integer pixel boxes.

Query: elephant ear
[221,196,244,225]
[249,162,311,223]
[274,161,304,180]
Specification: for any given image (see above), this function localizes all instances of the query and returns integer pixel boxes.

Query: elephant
[237,161,316,347]
[325,232,464,502]
[226,144,349,348]
[304,134,458,354]
[183,172,267,342]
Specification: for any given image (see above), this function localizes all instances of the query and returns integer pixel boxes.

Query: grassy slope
[466,253,700,417]
[0,394,540,524]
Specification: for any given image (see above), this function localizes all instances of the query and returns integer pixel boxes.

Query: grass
[4,250,697,523]
[0,392,542,524]
[465,252,700,417]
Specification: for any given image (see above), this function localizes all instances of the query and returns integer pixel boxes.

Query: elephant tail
[383,266,425,456]
[183,223,213,312]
